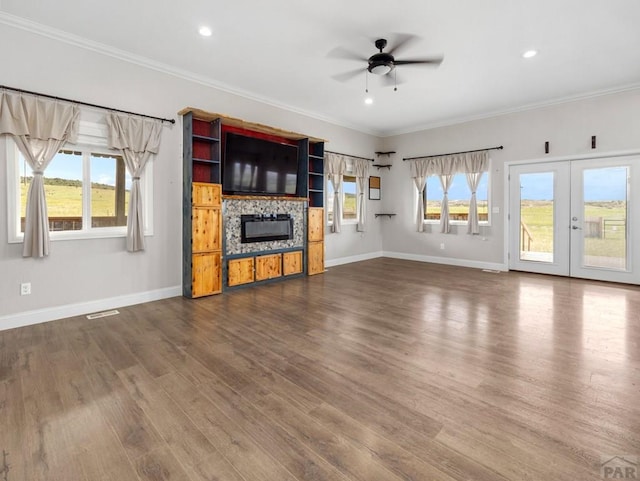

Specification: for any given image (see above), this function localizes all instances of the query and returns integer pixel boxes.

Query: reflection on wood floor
[1,258,639,481]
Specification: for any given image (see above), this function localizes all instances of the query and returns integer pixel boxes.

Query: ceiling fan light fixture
[198,26,212,37]
[370,64,392,75]
[522,49,537,59]
[364,97,374,105]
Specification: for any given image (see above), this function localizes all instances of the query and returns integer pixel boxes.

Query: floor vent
[86,309,120,320]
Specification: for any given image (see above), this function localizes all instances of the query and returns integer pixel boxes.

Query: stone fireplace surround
[223,198,305,256]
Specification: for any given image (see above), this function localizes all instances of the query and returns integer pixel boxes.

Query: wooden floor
[1,258,639,481]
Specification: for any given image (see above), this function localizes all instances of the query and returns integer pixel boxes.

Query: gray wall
[0,24,380,324]
[2,21,639,326]
[379,89,640,267]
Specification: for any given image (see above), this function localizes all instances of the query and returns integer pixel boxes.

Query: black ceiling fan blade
[394,57,444,66]
[380,71,404,87]
[327,46,368,62]
[386,33,420,56]
[331,68,366,82]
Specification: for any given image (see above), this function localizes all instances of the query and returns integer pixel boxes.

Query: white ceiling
[2,0,640,136]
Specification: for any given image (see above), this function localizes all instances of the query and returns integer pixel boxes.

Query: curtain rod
[325,150,374,162]
[0,84,176,125]
[403,145,503,161]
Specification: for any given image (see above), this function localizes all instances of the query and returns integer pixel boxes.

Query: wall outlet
[440,243,445,250]
[20,282,31,296]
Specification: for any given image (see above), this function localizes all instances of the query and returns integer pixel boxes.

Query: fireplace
[241,214,293,243]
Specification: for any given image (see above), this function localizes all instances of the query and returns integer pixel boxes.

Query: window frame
[5,118,154,243]
[326,160,360,226]
[422,171,492,227]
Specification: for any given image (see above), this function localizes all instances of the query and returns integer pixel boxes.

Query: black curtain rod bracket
[0,85,175,124]
[403,145,503,161]
[325,150,374,162]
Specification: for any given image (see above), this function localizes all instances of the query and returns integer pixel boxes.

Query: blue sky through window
[521,168,626,201]
[426,173,488,201]
[20,152,132,190]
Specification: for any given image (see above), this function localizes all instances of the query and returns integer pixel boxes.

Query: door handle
[572,225,581,230]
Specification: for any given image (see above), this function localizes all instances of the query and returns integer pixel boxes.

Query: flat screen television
[222,132,300,196]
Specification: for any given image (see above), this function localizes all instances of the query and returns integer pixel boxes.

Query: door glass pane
[582,166,627,270]
[520,172,554,263]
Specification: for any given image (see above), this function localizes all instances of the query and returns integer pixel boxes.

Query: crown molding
[1,11,638,140]
[0,12,379,137]
[382,82,640,137]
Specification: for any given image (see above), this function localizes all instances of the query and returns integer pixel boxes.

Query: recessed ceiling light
[522,50,537,59]
[199,26,212,37]
[364,97,373,105]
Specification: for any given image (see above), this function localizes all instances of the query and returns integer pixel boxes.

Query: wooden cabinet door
[283,251,303,276]
[307,241,324,275]
[255,254,282,281]
[308,207,324,242]
[192,182,221,206]
[228,258,255,287]
[192,207,221,253]
[192,253,222,297]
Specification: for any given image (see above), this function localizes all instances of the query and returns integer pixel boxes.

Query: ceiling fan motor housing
[368,53,394,75]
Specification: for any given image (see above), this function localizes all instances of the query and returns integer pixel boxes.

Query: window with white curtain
[5,115,154,243]
[424,173,490,223]
[326,160,359,225]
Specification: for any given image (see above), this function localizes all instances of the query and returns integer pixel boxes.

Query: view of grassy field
[343,193,357,219]
[19,178,129,218]
[426,200,489,218]
[519,200,626,258]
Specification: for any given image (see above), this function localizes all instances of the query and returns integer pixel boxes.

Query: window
[6,116,153,242]
[326,172,359,225]
[424,173,489,223]
[342,175,357,221]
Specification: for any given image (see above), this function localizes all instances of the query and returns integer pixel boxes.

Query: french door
[508,156,640,284]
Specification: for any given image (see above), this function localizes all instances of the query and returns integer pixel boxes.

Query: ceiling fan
[331,35,443,87]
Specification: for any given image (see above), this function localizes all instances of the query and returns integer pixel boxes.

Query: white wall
[380,89,640,268]
[0,24,380,325]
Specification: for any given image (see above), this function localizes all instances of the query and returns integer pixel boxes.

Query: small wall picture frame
[369,176,381,200]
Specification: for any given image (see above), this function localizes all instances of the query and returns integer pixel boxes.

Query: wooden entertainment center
[180,108,326,298]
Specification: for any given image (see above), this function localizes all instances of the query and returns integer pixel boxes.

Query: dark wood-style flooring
[1,258,639,481]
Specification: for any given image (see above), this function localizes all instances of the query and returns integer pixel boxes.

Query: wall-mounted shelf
[372,164,392,170]
[375,213,396,218]
[375,151,396,156]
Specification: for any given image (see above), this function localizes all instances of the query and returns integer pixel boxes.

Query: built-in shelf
[375,213,396,218]
[372,164,392,170]
[193,158,220,164]
[222,194,309,201]
[193,134,220,142]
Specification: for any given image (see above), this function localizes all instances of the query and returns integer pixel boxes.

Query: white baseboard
[325,251,384,268]
[0,252,505,331]
[0,285,182,332]
[325,250,507,272]
[382,251,507,271]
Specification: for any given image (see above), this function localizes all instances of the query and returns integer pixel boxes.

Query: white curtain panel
[325,152,347,233]
[464,152,489,234]
[0,92,80,257]
[439,174,454,233]
[107,113,162,252]
[410,159,429,232]
[353,158,369,232]
[408,150,489,234]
